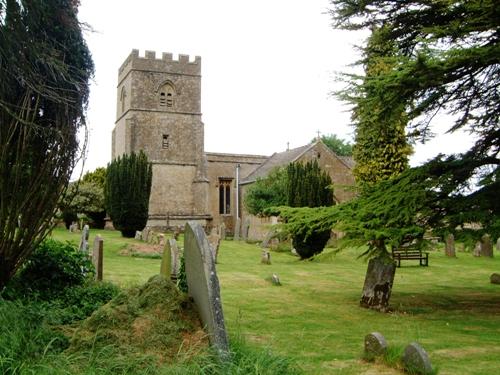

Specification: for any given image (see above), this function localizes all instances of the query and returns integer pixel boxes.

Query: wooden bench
[392,247,429,267]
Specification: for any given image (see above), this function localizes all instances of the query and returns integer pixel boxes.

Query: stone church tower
[112,50,211,228]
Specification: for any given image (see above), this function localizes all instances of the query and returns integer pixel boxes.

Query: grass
[51,227,500,374]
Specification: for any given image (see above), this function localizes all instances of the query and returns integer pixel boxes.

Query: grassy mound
[68,275,208,363]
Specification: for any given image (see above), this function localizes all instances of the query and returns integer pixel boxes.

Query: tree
[314,134,353,157]
[104,151,153,237]
[345,25,412,189]
[60,180,106,229]
[286,160,333,208]
[244,167,287,216]
[0,0,93,290]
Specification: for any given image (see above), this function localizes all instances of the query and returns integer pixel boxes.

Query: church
[112,50,355,238]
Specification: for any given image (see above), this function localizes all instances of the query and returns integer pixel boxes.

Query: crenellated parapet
[118,49,201,81]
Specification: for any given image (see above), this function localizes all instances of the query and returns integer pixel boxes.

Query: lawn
[52,227,500,375]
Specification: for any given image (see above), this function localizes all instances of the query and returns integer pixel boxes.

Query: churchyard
[51,227,500,375]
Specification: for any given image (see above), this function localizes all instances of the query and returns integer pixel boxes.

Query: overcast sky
[77,0,472,175]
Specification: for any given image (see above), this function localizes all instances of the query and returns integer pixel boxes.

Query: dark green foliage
[2,239,93,301]
[286,160,333,208]
[316,134,353,156]
[244,167,287,215]
[105,151,153,237]
[177,255,188,293]
[292,229,331,260]
[0,0,94,290]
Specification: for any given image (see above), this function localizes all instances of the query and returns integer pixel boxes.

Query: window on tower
[159,82,175,109]
[162,134,170,149]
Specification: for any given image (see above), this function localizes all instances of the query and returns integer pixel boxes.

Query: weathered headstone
[142,227,150,243]
[261,229,275,248]
[234,218,241,241]
[496,237,500,251]
[79,224,90,253]
[219,223,226,240]
[445,233,456,257]
[360,256,396,312]
[261,250,271,265]
[480,234,493,257]
[170,239,181,280]
[271,273,281,286]
[160,239,172,279]
[242,218,250,241]
[148,230,156,244]
[184,221,229,355]
[207,230,221,263]
[490,273,500,284]
[270,238,279,251]
[69,222,79,233]
[473,241,482,257]
[92,235,103,281]
[135,231,142,240]
[158,233,165,246]
[364,332,388,358]
[402,342,433,375]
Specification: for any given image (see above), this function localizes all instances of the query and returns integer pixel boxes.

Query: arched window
[218,178,232,215]
[158,82,175,108]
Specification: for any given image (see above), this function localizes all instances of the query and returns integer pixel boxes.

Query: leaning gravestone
[79,225,90,253]
[402,342,433,375]
[261,250,271,265]
[445,233,456,257]
[184,222,229,355]
[360,256,396,312]
[92,235,103,281]
[473,241,482,257]
[480,234,493,257]
[234,218,241,241]
[364,332,388,358]
[242,218,250,241]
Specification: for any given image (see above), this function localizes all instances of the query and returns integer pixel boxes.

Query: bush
[2,239,93,301]
[292,230,331,259]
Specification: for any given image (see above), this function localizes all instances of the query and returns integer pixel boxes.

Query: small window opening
[159,92,166,107]
[166,93,173,107]
[162,134,169,149]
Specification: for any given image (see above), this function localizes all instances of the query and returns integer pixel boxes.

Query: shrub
[105,151,152,237]
[2,239,93,301]
[292,230,331,260]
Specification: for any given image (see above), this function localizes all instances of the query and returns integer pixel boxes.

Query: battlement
[118,49,201,79]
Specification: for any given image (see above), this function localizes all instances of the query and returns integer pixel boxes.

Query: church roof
[240,143,314,184]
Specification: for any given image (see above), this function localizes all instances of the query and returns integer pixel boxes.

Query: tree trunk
[360,252,396,312]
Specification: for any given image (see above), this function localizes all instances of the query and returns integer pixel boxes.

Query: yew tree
[0,0,93,290]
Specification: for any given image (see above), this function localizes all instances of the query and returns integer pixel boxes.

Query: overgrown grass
[50,228,500,374]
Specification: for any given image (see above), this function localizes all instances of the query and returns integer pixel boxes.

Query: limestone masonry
[112,50,355,237]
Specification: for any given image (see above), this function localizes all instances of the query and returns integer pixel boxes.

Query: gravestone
[271,273,281,286]
[242,218,250,241]
[142,227,150,243]
[148,230,156,244]
[69,222,79,233]
[234,218,241,241]
[135,231,142,240]
[158,233,165,246]
[207,230,221,263]
[402,342,433,375]
[473,241,481,257]
[92,235,103,281]
[184,222,229,355]
[170,239,181,280]
[490,273,500,284]
[160,238,172,279]
[270,238,279,251]
[364,332,387,358]
[261,229,275,248]
[79,225,90,253]
[445,233,456,257]
[497,237,500,251]
[261,250,271,265]
[291,248,299,256]
[480,234,493,257]
[360,256,396,312]
[219,223,226,240]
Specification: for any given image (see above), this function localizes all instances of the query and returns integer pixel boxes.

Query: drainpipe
[235,163,240,219]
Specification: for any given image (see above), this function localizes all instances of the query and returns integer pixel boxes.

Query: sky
[77,0,472,175]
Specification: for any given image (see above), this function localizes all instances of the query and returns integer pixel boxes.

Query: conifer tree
[105,152,153,237]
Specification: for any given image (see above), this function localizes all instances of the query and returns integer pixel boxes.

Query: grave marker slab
[402,342,433,375]
[445,233,456,257]
[219,223,226,240]
[184,222,229,355]
[79,224,90,253]
[261,250,271,264]
[92,235,103,281]
[271,273,281,286]
[234,218,241,241]
[480,234,493,257]
[242,218,250,241]
[135,231,142,240]
[364,332,387,357]
[473,241,481,257]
